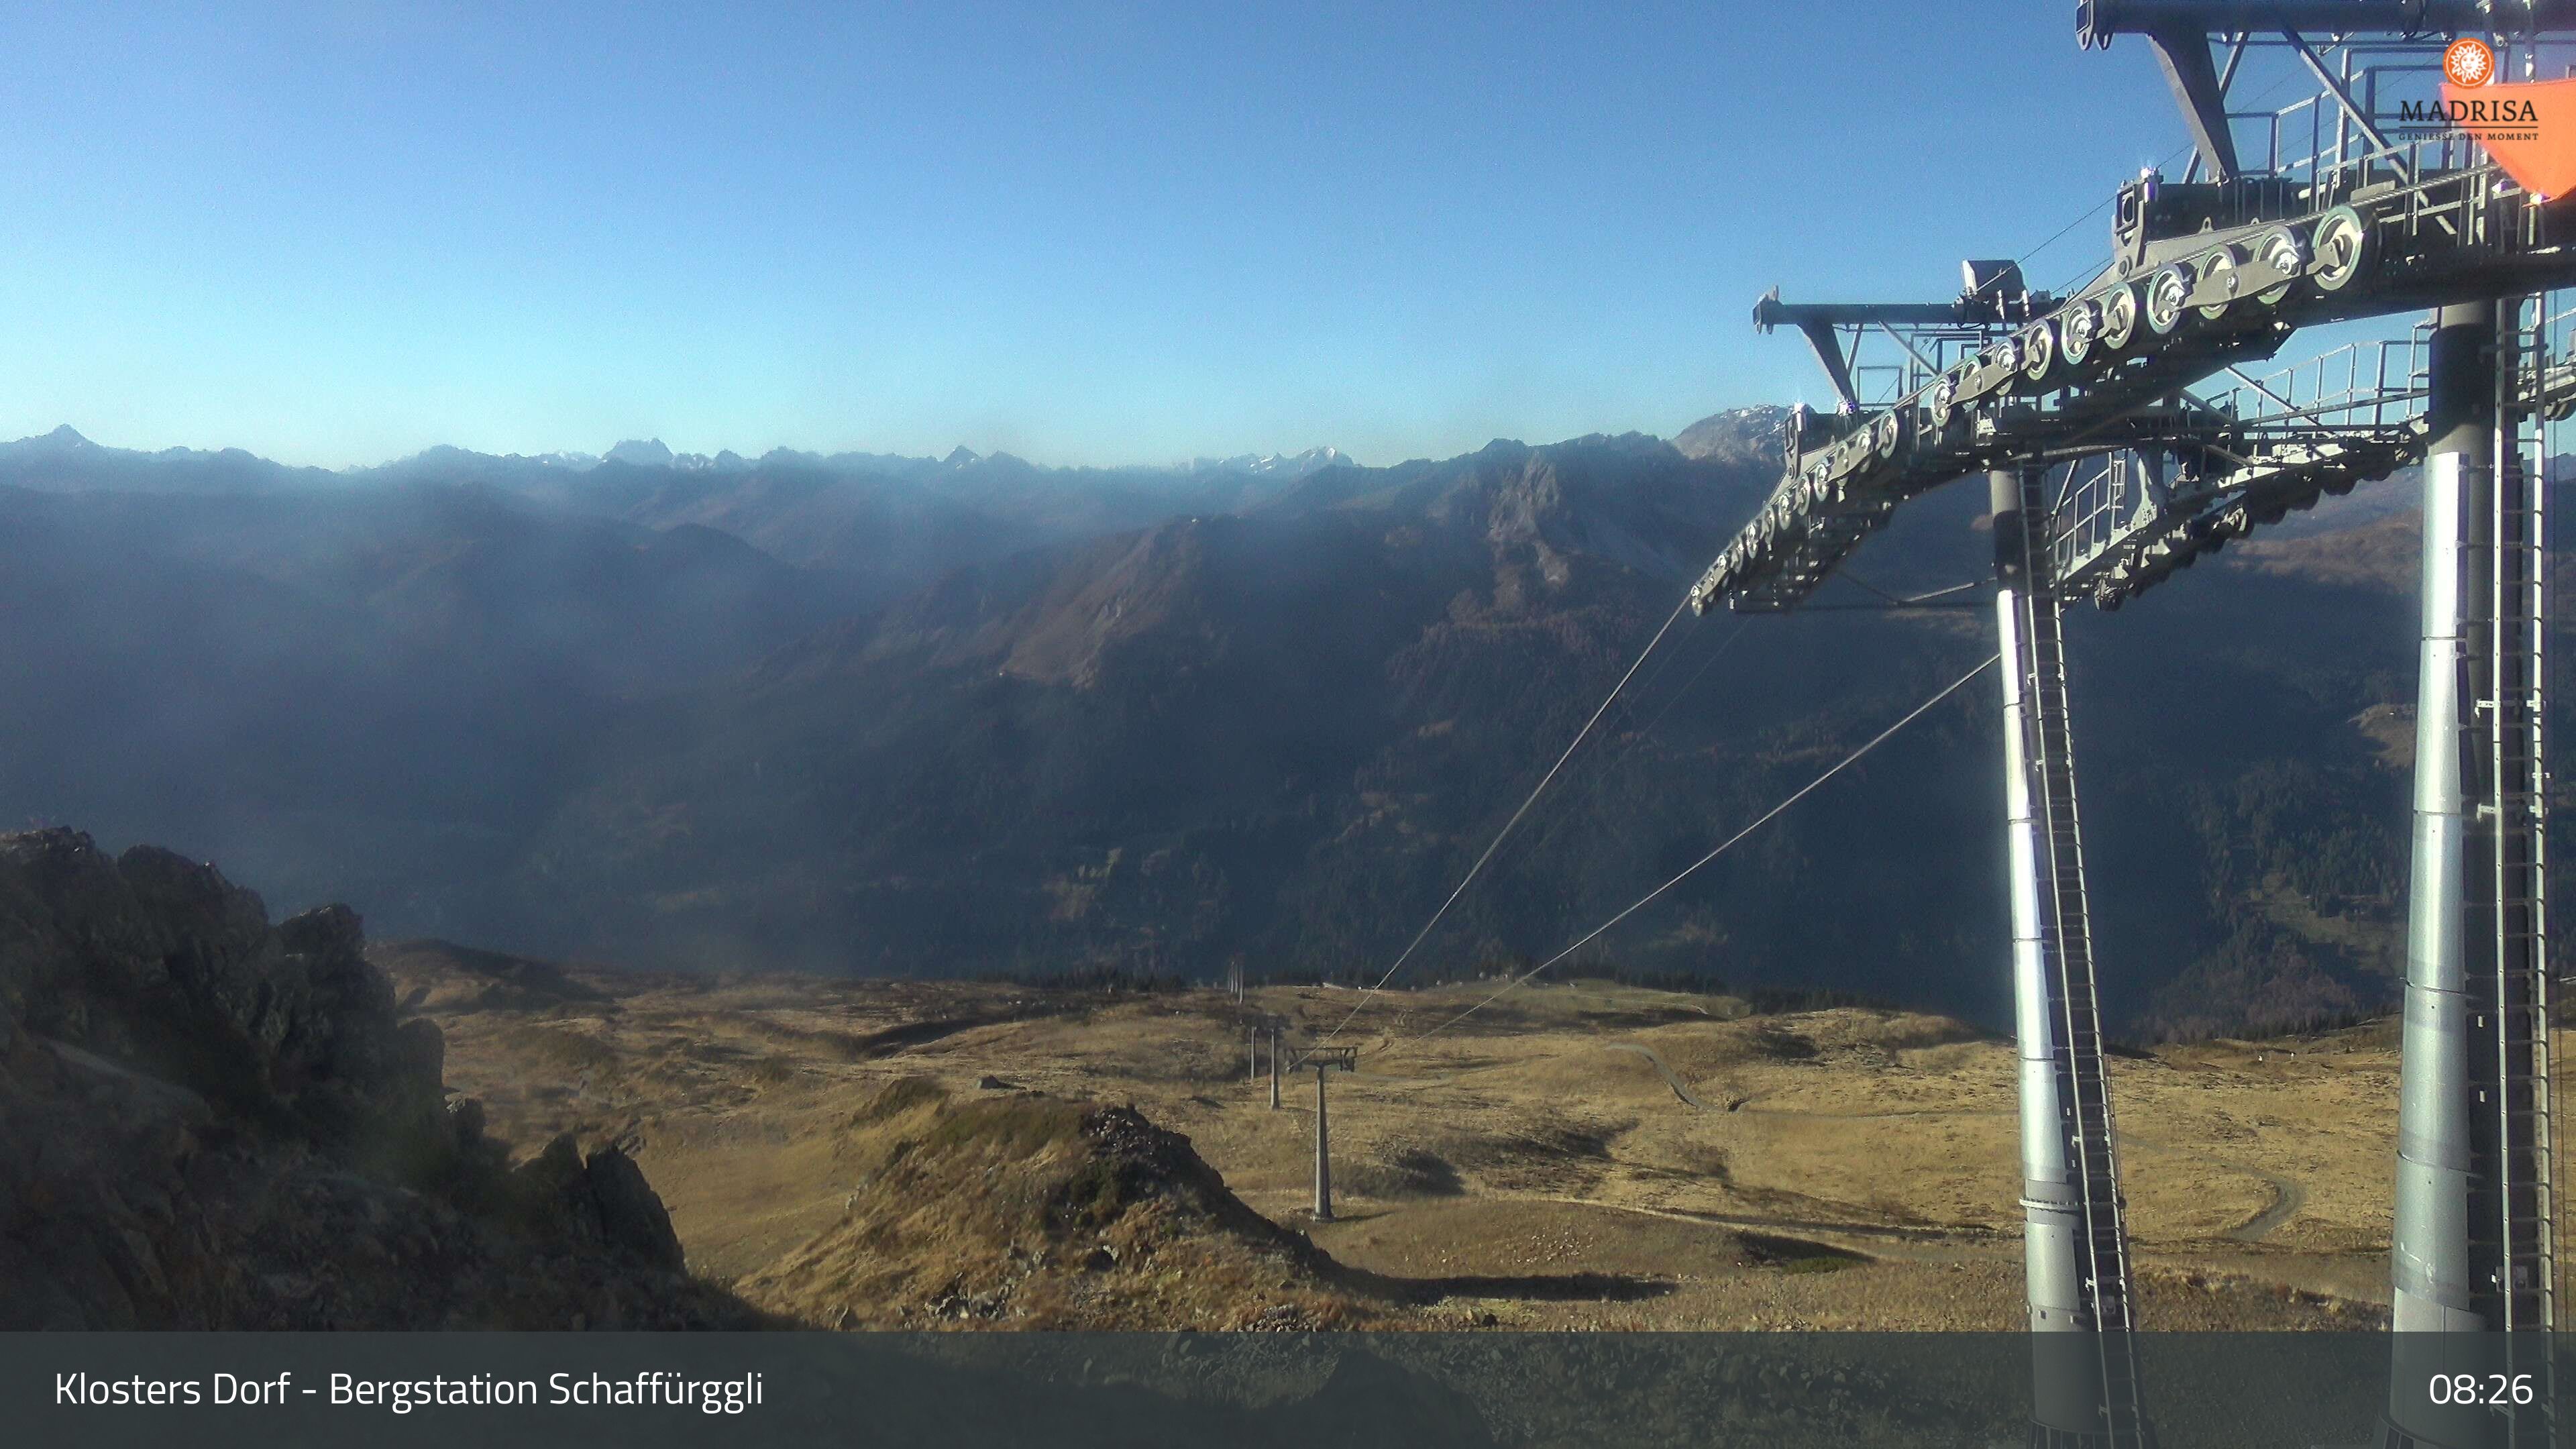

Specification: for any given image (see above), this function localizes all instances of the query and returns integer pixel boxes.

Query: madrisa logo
[2445,36,2496,88]
[2398,94,2540,131]
[2414,38,2576,199]
[2397,38,2538,142]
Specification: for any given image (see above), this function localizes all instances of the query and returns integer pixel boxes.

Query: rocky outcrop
[506,1136,686,1272]
[737,1077,1381,1330]
[0,828,756,1329]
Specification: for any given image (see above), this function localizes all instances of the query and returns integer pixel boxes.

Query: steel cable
[1389,651,2000,1052]
[1313,592,1695,1046]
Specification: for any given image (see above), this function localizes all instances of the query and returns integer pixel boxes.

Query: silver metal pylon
[1312,1059,1332,1222]
[1994,466,2151,1449]
[1291,1044,1356,1223]
[2385,297,2557,1449]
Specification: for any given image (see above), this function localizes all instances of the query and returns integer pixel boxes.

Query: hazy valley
[0,415,2531,1038]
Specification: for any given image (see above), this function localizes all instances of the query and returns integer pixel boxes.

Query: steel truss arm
[2077,1,2576,45]
[2147,25,2241,180]
[1754,281,2044,411]
[1694,152,2576,616]
[2283,30,2404,170]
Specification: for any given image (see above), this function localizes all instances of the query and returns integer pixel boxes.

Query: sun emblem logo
[2445,37,2496,87]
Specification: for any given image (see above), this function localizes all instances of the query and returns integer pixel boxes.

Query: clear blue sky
[0,1,2188,468]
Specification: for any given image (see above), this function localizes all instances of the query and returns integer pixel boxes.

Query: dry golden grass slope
[376,939,2528,1332]
[735,1079,1393,1330]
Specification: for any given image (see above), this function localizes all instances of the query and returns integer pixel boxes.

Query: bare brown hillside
[390,938,2461,1332]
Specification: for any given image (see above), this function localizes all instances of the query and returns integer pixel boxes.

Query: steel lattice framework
[1688,8,2568,1448]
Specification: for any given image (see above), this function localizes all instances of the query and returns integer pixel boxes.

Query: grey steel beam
[2284,30,2406,173]
[2077,1,2576,47]
[1795,320,1862,412]
[1754,297,1982,329]
[2146,27,2240,181]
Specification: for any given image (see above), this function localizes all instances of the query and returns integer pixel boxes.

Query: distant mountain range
[0,427,1368,608]
[0,425,1358,493]
[0,413,2510,1036]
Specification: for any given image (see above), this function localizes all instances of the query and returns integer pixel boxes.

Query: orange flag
[2443,77,2576,200]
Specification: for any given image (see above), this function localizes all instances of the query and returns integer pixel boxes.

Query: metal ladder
[2015,468,2150,1449]
[2480,301,2555,1446]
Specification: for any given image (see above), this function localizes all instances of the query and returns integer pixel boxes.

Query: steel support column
[2385,297,2557,1449]
[1995,467,2151,1448]
[2392,301,2496,1353]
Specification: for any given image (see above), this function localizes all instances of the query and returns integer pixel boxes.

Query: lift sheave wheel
[2195,245,2243,322]
[2059,297,2100,364]
[2145,262,2193,335]
[2021,320,2057,384]
[2253,226,2306,306]
[2097,281,2142,351]
[2310,205,2372,293]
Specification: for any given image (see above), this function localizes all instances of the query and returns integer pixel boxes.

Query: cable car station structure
[1691,5,2572,1446]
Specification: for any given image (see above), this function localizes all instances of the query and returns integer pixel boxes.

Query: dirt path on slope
[1608,1042,2310,1244]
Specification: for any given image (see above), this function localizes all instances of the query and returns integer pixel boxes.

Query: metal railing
[2200,326,2431,432]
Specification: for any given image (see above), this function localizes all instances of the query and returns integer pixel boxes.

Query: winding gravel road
[1588,1040,2308,1244]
